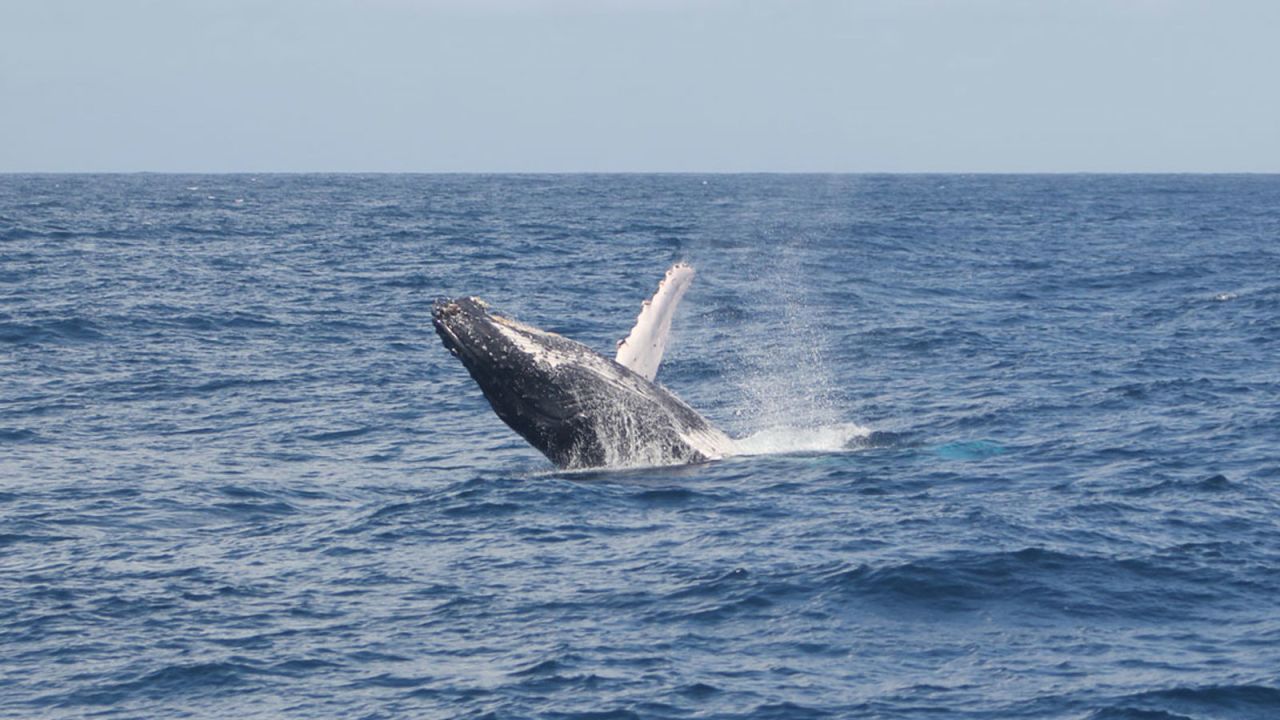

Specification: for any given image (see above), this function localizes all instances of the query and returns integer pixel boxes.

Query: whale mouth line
[432,300,475,359]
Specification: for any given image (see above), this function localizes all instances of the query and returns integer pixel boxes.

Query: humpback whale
[433,263,734,469]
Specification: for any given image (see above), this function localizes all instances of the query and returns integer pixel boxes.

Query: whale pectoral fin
[614,263,695,382]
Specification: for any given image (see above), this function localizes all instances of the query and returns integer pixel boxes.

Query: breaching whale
[433,263,734,469]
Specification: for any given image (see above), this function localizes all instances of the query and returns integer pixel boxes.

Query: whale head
[433,296,594,463]
[432,296,500,365]
[433,296,572,375]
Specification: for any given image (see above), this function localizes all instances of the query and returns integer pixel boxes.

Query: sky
[1,0,1277,173]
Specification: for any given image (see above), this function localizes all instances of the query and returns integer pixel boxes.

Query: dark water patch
[216,484,275,500]
[743,701,835,719]
[361,672,432,688]
[1195,473,1233,491]
[0,532,76,547]
[210,499,300,519]
[1088,709,1194,720]
[542,710,642,720]
[1123,473,1238,497]
[0,428,40,443]
[299,426,374,442]
[0,317,104,344]
[627,487,712,506]
[828,547,1237,619]
[440,500,520,519]
[676,681,722,698]
[158,425,227,436]
[1097,684,1280,720]
[667,567,754,600]
[0,224,76,241]
[48,661,257,707]
[509,656,578,678]
[0,322,40,343]
[363,446,404,462]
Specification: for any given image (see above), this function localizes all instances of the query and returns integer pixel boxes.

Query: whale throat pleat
[615,263,695,382]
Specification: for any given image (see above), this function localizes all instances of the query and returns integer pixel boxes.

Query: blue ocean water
[2,174,1279,719]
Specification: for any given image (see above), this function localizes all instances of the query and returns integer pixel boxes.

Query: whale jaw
[433,297,733,469]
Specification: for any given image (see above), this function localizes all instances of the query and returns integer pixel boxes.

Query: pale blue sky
[2,0,1277,172]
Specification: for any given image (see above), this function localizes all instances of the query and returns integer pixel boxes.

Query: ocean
[2,174,1278,719]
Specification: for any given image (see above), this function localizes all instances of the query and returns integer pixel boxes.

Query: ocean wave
[0,317,104,344]
[1092,684,1280,720]
[0,428,40,444]
[825,547,1241,620]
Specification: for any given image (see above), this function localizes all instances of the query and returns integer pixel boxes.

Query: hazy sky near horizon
[2,0,1277,172]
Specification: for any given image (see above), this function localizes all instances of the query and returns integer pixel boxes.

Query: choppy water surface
[2,174,1279,719]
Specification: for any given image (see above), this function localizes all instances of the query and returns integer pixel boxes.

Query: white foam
[732,422,871,457]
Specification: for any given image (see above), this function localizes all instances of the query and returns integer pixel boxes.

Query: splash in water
[733,422,872,456]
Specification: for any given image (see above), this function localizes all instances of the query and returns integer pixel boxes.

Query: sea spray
[717,233,860,454]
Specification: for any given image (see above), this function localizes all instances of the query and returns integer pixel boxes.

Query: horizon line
[3,170,1279,176]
